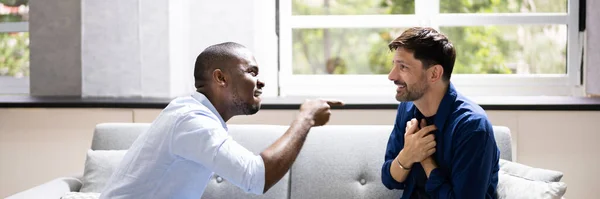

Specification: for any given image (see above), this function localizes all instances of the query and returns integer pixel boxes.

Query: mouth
[394,81,407,90]
[254,90,263,97]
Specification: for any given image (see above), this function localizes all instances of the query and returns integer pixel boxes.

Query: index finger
[323,99,344,106]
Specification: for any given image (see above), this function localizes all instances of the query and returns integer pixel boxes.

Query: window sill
[1,95,600,111]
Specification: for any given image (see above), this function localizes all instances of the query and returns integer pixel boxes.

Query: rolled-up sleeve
[171,112,265,195]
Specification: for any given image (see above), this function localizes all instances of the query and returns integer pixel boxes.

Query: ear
[428,64,444,82]
[212,69,228,87]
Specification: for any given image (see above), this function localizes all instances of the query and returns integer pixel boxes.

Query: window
[278,0,583,97]
[0,0,29,94]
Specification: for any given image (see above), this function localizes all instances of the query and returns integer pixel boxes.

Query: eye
[247,68,258,77]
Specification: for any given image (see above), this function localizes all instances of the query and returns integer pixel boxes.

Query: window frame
[278,0,583,97]
[0,20,29,94]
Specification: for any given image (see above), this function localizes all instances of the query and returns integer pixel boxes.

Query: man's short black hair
[389,27,456,81]
[194,42,247,90]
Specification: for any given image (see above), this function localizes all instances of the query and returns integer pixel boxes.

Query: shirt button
[216,176,223,183]
[359,179,366,185]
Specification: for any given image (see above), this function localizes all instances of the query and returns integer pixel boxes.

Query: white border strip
[289,14,568,29]
[434,14,568,26]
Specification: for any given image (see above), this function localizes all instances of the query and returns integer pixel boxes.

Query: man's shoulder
[396,101,416,114]
[394,102,416,121]
[156,96,223,128]
[450,94,493,134]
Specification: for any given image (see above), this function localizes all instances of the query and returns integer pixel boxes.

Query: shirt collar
[433,82,458,132]
[413,82,458,132]
[191,92,228,131]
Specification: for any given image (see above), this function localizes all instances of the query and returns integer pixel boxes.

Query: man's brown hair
[389,27,456,81]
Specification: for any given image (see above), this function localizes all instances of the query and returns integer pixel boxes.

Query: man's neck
[413,82,449,118]
[200,91,234,122]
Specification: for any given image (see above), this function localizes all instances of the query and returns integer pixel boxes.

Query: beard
[395,76,429,102]
[231,88,260,115]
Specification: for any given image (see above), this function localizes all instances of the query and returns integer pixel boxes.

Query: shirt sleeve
[170,112,265,195]
[425,119,499,199]
[381,104,411,190]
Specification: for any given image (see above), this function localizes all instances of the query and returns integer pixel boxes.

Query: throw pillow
[499,159,563,182]
[497,170,567,199]
[61,192,100,199]
[79,150,128,193]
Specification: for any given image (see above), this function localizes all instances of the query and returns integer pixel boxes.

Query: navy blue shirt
[381,83,500,199]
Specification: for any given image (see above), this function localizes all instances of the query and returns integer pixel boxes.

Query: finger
[406,119,418,134]
[425,140,436,149]
[406,119,415,130]
[420,119,426,129]
[322,99,344,106]
[426,147,436,156]
[417,125,437,137]
[423,134,435,142]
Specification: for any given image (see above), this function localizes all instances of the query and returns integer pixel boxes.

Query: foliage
[291,0,567,75]
[0,0,29,77]
[0,32,29,77]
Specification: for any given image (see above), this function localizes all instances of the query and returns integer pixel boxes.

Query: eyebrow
[393,60,410,66]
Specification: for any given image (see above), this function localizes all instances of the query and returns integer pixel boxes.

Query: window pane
[0,0,29,22]
[440,0,567,13]
[292,0,414,15]
[0,32,29,77]
[292,28,407,74]
[440,25,566,74]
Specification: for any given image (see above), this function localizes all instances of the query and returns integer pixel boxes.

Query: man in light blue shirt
[100,42,343,199]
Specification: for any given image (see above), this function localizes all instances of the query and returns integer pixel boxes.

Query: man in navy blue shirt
[380,27,500,199]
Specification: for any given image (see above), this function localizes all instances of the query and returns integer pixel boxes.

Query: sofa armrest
[6,176,83,199]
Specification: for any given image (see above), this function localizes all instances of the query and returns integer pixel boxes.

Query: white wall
[28,0,278,98]
[1,108,599,198]
[586,0,600,96]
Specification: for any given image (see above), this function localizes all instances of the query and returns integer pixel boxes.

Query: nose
[257,79,265,89]
[388,66,397,82]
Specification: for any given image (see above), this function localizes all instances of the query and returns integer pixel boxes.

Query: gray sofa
[8,123,515,199]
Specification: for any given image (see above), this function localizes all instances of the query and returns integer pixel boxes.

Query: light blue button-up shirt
[100,92,265,199]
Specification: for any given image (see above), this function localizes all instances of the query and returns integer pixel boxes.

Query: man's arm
[171,99,342,195]
[259,99,343,193]
[171,113,267,194]
[382,106,438,190]
[422,121,499,199]
[259,116,311,193]
[381,121,410,189]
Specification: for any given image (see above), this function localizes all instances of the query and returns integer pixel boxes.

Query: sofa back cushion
[91,123,151,150]
[290,125,404,199]
[493,126,513,161]
[90,123,513,199]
